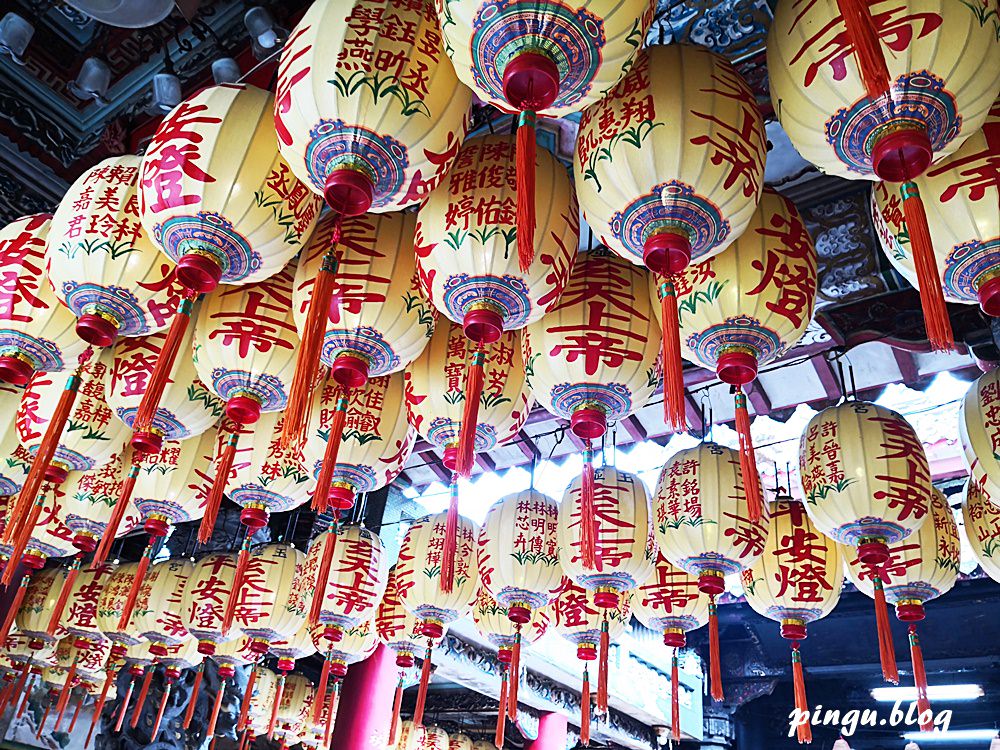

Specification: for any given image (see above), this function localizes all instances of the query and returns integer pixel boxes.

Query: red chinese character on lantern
[746,209,816,329]
[141,101,222,214]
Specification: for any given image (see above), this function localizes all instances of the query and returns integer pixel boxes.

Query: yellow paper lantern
[60,563,116,649]
[557,466,656,607]
[958,366,1000,491]
[300,524,389,641]
[229,543,306,653]
[225,409,315,529]
[799,401,932,563]
[130,558,195,656]
[0,213,88,385]
[58,456,142,555]
[180,553,239,655]
[478,489,561,623]
[414,134,578,338]
[413,725,449,750]
[653,441,769,702]
[574,44,767,430]
[275,0,471,215]
[871,100,1000,313]
[48,154,187,347]
[632,556,710,648]
[523,250,660,441]
[962,472,1000,583]
[15,568,69,645]
[270,620,317,673]
[405,319,530,470]
[140,84,319,293]
[302,372,415,511]
[96,562,145,654]
[106,321,224,453]
[16,349,129,481]
[376,565,438,669]
[741,499,843,744]
[448,734,474,750]
[293,211,435,387]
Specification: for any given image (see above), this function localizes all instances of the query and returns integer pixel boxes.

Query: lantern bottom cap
[73,532,98,553]
[324,168,374,218]
[463,307,504,346]
[226,395,262,426]
[507,605,531,625]
[442,446,458,472]
[780,620,808,641]
[45,464,69,486]
[395,653,414,669]
[857,540,890,566]
[240,504,269,530]
[663,630,686,649]
[593,589,621,609]
[498,647,513,665]
[327,485,356,510]
[502,51,560,112]
[144,515,170,538]
[131,430,163,455]
[570,407,607,441]
[331,352,369,390]
[717,350,758,387]
[978,276,1000,317]
[0,355,33,386]
[698,572,726,596]
[176,252,223,293]
[644,231,691,277]
[196,640,216,656]
[421,621,444,640]
[895,602,926,622]
[323,625,344,643]
[872,125,932,183]
[75,314,118,348]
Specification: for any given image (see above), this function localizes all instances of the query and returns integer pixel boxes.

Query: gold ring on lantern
[868,120,927,155]
[467,299,505,321]
[79,306,121,332]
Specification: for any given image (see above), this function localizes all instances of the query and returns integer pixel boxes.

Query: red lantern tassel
[282,226,341,448]
[507,628,521,721]
[47,555,82,636]
[237,666,256,731]
[86,670,115,746]
[36,697,53,738]
[441,477,460,594]
[791,642,812,744]
[131,294,197,439]
[580,667,591,747]
[16,671,36,718]
[268,672,285,739]
[734,387,763,523]
[308,525,337,627]
[580,441,597,571]
[130,665,155,728]
[0,575,30,642]
[388,674,404,746]
[6,663,30,714]
[671,649,681,742]
[495,668,508,749]
[708,595,724,702]
[515,111,537,272]
[873,576,899,684]
[412,642,433,728]
[834,0,891,100]
[183,662,203,729]
[455,343,486,478]
[114,676,135,732]
[3,348,91,555]
[206,678,227,740]
[151,680,171,738]
[54,663,77,726]
[311,389,348,513]
[901,182,954,351]
[93,456,140,565]
[597,618,610,714]
[659,278,687,433]
[118,539,155,631]
[908,624,934,731]
[68,694,84,733]
[223,536,253,633]
[312,656,332,725]
[200,426,241,544]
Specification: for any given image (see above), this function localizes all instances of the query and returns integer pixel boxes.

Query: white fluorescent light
[870,684,983,702]
[902,729,998,743]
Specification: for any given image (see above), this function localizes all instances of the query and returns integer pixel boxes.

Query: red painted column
[526,712,569,750]
[330,644,400,750]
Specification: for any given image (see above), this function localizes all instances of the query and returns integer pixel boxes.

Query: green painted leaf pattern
[510,550,559,566]
[65,419,109,441]
[677,280,729,325]
[342,428,382,446]
[187,383,224,416]
[253,190,302,245]
[581,120,663,193]
[403,292,435,337]
[57,239,138,260]
[960,0,1000,37]
[805,477,857,504]
[330,70,431,117]
[658,517,717,532]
